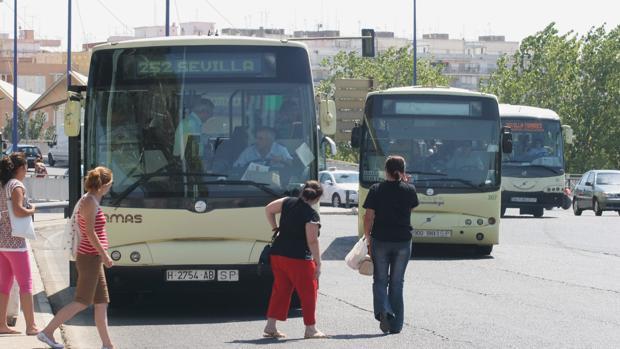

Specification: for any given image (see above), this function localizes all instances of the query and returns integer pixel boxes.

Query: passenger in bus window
[275,100,302,139]
[233,127,293,169]
[446,141,484,172]
[526,138,548,160]
[173,97,214,158]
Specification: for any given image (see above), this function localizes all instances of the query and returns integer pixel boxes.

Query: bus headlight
[110,251,121,261]
[488,217,496,225]
[130,251,141,263]
[477,218,484,225]
[465,219,472,225]
[476,233,484,241]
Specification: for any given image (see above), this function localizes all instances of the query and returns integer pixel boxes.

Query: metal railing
[23,174,69,201]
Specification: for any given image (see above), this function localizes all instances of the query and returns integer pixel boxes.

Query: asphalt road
[34,208,620,349]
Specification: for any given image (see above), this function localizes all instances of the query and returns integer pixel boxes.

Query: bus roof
[499,104,560,121]
[91,35,308,53]
[367,86,498,100]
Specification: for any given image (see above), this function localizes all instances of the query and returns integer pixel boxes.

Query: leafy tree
[317,46,450,97]
[27,111,47,140]
[44,125,56,141]
[483,23,620,173]
[3,111,27,143]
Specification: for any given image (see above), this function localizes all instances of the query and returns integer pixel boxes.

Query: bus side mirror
[319,99,337,136]
[64,91,83,137]
[501,126,513,154]
[350,124,361,149]
[562,125,574,144]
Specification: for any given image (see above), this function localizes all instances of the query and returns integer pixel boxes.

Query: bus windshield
[86,45,316,208]
[360,95,500,192]
[501,118,564,174]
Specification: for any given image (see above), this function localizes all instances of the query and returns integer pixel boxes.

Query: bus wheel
[331,194,341,207]
[500,206,506,217]
[594,199,603,216]
[572,199,582,216]
[533,208,544,218]
[476,245,493,255]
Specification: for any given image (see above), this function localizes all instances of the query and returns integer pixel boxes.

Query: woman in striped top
[38,167,115,349]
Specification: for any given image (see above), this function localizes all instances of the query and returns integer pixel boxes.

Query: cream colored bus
[499,104,573,217]
[351,87,512,255]
[69,36,328,297]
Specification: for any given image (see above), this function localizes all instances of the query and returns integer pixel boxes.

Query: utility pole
[165,0,170,36]
[12,0,18,151]
[413,0,417,86]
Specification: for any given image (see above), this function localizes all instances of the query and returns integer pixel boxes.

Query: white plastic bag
[345,237,368,270]
[63,197,83,259]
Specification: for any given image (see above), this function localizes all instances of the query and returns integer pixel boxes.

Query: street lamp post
[413,0,417,86]
[165,0,170,36]
[12,0,18,151]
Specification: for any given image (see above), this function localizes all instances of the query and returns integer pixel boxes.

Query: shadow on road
[228,332,385,345]
[322,236,494,261]
[501,215,557,219]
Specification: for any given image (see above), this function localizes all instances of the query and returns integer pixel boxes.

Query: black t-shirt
[363,180,419,242]
[270,197,321,260]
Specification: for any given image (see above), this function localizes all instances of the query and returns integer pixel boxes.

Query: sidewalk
[0,213,66,349]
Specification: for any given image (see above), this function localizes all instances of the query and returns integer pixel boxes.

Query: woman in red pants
[262,180,328,339]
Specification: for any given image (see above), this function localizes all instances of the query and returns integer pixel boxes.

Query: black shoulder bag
[259,228,279,265]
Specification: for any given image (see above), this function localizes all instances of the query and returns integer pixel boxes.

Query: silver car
[572,170,620,216]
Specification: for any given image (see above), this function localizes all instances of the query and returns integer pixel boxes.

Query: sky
[1,0,619,50]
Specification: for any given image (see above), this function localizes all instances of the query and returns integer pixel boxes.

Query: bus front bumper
[104,264,272,294]
[502,191,569,209]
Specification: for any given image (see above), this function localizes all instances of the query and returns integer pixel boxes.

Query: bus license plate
[511,197,537,203]
[413,230,452,238]
[165,270,240,282]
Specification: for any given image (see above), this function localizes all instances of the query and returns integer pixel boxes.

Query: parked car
[3,144,43,168]
[319,168,359,207]
[572,170,620,216]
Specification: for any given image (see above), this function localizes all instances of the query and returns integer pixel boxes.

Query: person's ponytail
[300,180,323,201]
[385,155,406,181]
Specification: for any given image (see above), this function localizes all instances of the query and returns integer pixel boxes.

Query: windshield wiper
[200,180,282,198]
[407,170,447,176]
[110,168,229,207]
[418,178,486,192]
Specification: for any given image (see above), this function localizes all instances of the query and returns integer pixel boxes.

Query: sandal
[304,331,329,339]
[263,330,287,338]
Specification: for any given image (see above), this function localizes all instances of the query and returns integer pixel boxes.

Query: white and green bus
[352,87,512,255]
[499,104,573,217]
[65,36,334,296]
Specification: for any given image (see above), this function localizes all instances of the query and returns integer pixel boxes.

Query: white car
[319,169,359,207]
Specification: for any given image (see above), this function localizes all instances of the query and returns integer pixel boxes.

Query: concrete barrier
[24,175,69,201]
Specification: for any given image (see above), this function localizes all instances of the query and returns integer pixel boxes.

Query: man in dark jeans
[363,155,419,334]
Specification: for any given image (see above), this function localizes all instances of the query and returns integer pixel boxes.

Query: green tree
[3,111,27,143]
[44,124,57,142]
[483,23,620,172]
[317,46,450,97]
[27,111,47,140]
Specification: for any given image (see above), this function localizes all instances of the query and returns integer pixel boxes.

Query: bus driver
[233,127,293,169]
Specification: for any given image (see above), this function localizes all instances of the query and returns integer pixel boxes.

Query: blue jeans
[371,238,412,332]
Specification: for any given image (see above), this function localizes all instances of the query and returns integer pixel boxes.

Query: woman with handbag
[0,153,38,335]
[262,180,328,339]
[38,166,115,349]
[363,155,419,334]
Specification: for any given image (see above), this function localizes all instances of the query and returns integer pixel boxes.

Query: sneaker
[36,332,64,349]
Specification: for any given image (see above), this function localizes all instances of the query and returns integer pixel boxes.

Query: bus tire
[331,194,341,207]
[594,199,603,216]
[476,245,493,255]
[533,208,544,218]
[573,199,582,216]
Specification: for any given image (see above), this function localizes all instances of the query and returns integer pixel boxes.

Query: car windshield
[334,173,358,184]
[596,173,620,185]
